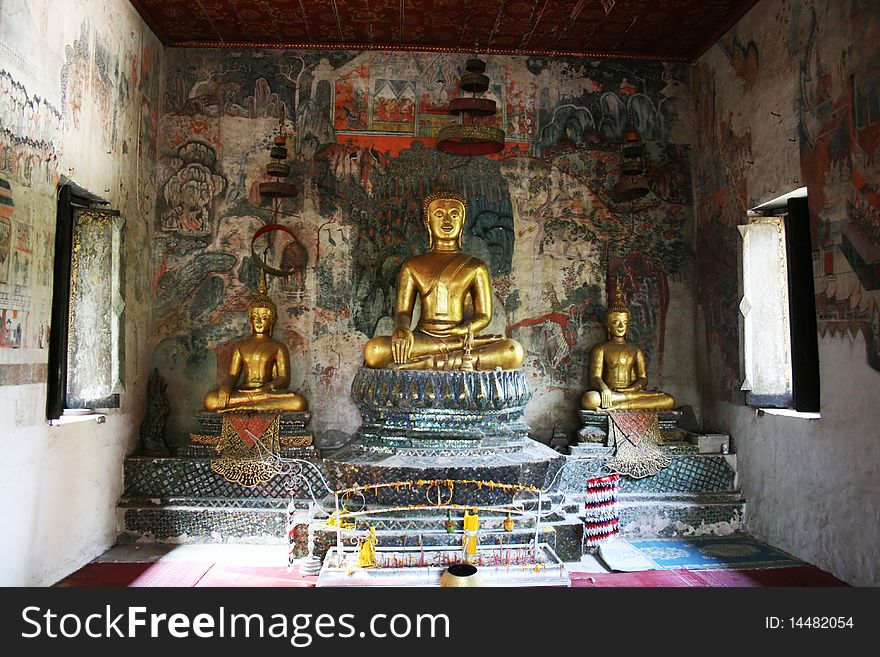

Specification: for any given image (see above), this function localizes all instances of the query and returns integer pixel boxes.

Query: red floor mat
[688,566,848,587]
[570,569,702,587]
[55,563,847,588]
[55,562,214,587]
[194,565,317,588]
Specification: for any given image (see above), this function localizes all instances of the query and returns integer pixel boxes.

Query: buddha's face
[426,198,465,243]
[249,306,276,336]
[606,311,629,339]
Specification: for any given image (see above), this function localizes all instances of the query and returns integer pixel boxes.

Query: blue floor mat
[627,534,804,570]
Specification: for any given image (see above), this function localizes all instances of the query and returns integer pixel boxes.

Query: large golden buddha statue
[204,276,308,413]
[581,284,675,411]
[364,190,523,370]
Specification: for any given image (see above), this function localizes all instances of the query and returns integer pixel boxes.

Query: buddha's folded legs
[364,333,523,370]
[204,389,309,413]
[581,389,675,411]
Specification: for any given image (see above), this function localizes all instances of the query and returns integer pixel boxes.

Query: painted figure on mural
[203,275,308,413]
[363,189,523,370]
[581,282,675,411]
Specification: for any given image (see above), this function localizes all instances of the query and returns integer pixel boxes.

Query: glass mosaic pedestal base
[177,410,314,456]
[351,367,531,448]
[577,409,682,443]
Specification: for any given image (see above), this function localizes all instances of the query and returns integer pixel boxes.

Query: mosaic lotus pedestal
[349,367,532,449]
[331,368,560,495]
[316,367,582,563]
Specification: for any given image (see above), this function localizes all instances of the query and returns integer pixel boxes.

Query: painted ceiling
[128,0,760,62]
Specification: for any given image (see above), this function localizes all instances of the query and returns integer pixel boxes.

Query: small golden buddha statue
[462,509,480,559]
[581,284,675,411]
[363,190,523,370]
[357,526,378,568]
[203,275,308,413]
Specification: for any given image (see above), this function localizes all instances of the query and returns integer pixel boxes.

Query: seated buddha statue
[204,276,308,413]
[363,190,523,370]
[581,284,675,411]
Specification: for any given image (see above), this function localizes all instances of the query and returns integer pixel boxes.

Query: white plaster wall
[695,0,880,587]
[0,0,161,586]
[0,392,134,585]
[660,278,701,426]
[706,333,880,586]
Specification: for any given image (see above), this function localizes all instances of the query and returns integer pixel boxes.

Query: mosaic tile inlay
[123,455,329,500]
[554,446,735,494]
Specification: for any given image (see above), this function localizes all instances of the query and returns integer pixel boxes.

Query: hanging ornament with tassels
[259,107,297,201]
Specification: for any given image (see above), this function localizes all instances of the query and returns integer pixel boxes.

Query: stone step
[560,490,742,512]
[122,454,568,503]
[119,496,303,510]
[575,491,744,503]
[118,495,741,556]
[555,449,738,494]
[117,505,289,544]
[118,500,584,561]
[122,454,330,501]
[117,444,744,556]
[309,518,583,563]
[312,525,557,547]
[617,494,744,538]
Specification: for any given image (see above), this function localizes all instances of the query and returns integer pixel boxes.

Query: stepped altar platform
[117,370,744,571]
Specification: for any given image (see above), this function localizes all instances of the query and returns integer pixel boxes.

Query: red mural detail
[497,141,532,158]
[319,365,337,390]
[799,135,829,233]
[372,81,416,133]
[502,74,537,140]
[334,65,369,131]
[507,312,577,347]
[153,256,168,294]
[619,78,637,96]
[722,38,760,92]
[281,329,305,353]
[334,133,427,159]
[718,119,752,221]
[213,341,236,380]
[315,141,390,194]
[419,79,459,116]
[609,254,669,373]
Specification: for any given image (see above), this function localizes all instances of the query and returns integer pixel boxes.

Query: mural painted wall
[0,0,161,585]
[154,48,699,444]
[694,0,880,586]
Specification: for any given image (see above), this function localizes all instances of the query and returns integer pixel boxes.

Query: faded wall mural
[694,0,880,401]
[153,48,698,443]
[0,0,161,413]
